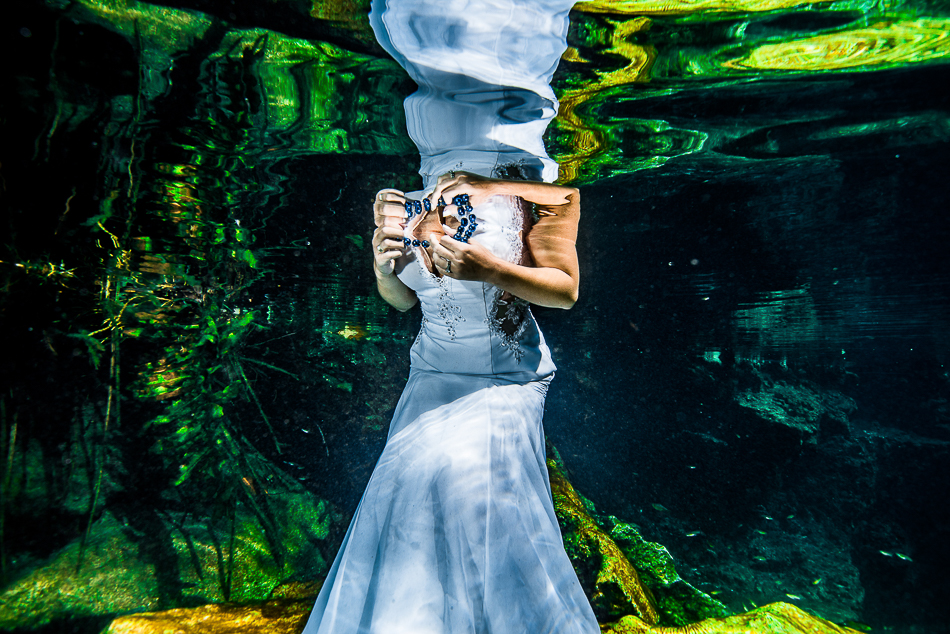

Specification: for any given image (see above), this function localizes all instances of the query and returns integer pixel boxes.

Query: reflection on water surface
[1,0,949,631]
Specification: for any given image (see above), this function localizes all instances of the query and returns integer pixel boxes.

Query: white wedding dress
[303,0,599,630]
[302,194,599,634]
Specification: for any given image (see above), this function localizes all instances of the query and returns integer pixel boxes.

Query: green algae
[1,3,394,623]
[0,490,340,630]
[603,517,731,626]
[549,456,661,624]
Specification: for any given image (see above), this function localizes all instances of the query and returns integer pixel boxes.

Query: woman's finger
[431,183,478,213]
[374,190,404,209]
[377,238,404,250]
[375,188,404,203]
[435,186,458,207]
[377,225,404,240]
[375,200,407,216]
[427,188,444,211]
[431,250,453,276]
[428,174,460,210]
[375,244,403,258]
[429,237,446,260]
[374,190,408,225]
[432,232,459,255]
[429,242,449,267]
[375,208,407,229]
[377,198,406,211]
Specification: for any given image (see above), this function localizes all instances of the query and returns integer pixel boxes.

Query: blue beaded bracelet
[451,194,475,243]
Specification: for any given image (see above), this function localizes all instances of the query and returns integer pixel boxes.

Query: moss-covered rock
[0,491,342,630]
[99,598,866,634]
[103,596,315,634]
[547,444,728,627]
[547,449,660,624]
[603,518,730,626]
[602,601,865,634]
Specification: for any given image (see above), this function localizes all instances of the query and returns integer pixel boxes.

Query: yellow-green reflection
[309,0,376,44]
[726,18,950,72]
[552,6,950,184]
[575,0,827,16]
[555,17,656,182]
[552,15,708,183]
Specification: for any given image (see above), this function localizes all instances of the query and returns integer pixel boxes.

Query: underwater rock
[601,518,730,626]
[601,601,864,633]
[548,446,729,625]
[0,492,342,630]
[103,598,314,634]
[98,593,862,634]
[735,366,856,438]
[548,453,661,624]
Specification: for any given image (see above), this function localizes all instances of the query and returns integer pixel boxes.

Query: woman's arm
[372,190,418,312]
[375,261,418,312]
[426,174,581,309]
[428,228,578,309]
[485,254,578,309]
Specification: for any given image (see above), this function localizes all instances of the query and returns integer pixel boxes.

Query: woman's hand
[373,225,407,277]
[429,227,500,283]
[374,188,408,228]
[372,189,408,277]
[427,171,501,213]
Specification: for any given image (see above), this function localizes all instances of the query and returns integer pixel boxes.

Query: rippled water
[2,0,949,632]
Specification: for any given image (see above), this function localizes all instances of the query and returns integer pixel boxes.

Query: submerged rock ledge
[101,598,863,633]
[602,602,865,633]
[104,599,313,634]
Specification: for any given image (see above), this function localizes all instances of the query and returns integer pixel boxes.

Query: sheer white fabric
[368,0,575,187]
[302,196,599,633]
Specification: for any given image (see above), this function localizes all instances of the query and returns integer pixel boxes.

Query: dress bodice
[395,195,557,379]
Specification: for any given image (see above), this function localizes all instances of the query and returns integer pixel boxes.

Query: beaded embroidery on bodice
[395,194,551,376]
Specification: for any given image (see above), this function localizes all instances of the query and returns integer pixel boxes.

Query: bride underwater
[302,0,599,631]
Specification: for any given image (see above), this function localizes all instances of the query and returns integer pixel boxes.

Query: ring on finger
[377,245,384,253]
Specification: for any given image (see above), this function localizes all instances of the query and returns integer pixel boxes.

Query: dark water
[2,0,949,632]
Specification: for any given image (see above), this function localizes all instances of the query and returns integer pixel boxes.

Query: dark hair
[492,161,537,182]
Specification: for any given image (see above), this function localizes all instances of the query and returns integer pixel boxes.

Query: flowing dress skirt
[302,368,598,634]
